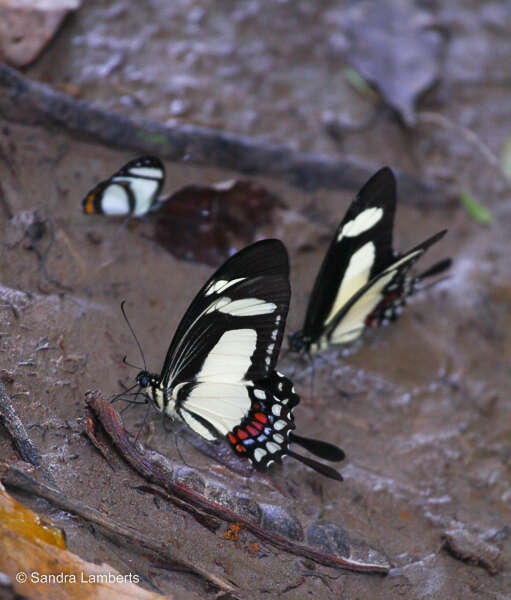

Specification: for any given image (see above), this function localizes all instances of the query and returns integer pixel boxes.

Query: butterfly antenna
[120,300,147,370]
[122,355,143,370]
[110,381,139,404]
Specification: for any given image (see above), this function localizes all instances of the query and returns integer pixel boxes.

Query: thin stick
[85,390,390,574]
[0,380,41,466]
[0,63,454,205]
[418,111,511,190]
[0,463,237,594]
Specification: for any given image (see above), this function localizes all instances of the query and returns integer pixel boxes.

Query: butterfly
[82,156,165,217]
[82,157,284,266]
[288,167,451,355]
[133,239,345,480]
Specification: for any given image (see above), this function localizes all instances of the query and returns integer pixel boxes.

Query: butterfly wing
[300,167,397,345]
[82,156,165,216]
[223,371,344,480]
[321,230,447,347]
[159,240,290,440]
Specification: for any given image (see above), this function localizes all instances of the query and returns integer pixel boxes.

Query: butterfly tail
[417,258,452,281]
[289,433,345,461]
[286,449,344,481]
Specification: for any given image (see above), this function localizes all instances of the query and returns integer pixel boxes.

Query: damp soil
[1,1,511,598]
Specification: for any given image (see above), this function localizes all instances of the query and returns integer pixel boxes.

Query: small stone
[173,466,205,495]
[260,504,304,541]
[205,485,237,513]
[235,495,262,524]
[306,520,350,558]
[442,528,501,575]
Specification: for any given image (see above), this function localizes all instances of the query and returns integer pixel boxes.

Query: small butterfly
[133,239,345,480]
[288,167,451,355]
[82,156,165,217]
[82,157,284,266]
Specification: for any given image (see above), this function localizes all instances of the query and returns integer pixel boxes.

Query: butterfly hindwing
[323,230,447,347]
[82,156,165,216]
[227,371,299,469]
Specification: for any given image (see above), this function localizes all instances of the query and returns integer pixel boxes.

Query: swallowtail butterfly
[82,156,164,217]
[134,239,345,480]
[289,167,451,355]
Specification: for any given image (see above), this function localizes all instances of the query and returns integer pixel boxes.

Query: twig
[0,179,13,219]
[0,463,237,594]
[418,111,511,191]
[85,390,390,574]
[0,63,454,206]
[0,380,41,466]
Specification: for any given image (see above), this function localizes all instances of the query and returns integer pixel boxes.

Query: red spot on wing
[254,412,267,424]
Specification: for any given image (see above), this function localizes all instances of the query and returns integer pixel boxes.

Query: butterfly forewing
[160,239,290,395]
[301,167,397,344]
[82,156,165,216]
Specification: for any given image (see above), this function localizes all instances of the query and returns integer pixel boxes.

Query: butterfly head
[136,370,165,411]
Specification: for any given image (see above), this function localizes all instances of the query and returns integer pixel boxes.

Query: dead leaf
[0,482,170,599]
[154,179,285,266]
[344,0,444,126]
[0,0,81,68]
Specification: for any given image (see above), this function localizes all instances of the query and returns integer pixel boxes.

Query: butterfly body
[132,239,344,480]
[289,167,451,355]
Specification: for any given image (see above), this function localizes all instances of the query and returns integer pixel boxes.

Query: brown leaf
[154,179,285,266]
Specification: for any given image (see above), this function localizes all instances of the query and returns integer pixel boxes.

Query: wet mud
[1,1,511,598]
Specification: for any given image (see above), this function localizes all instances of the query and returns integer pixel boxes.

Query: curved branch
[0,63,454,205]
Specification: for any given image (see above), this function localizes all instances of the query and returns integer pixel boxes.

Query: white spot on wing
[274,419,286,430]
[128,166,163,179]
[266,441,280,454]
[254,389,266,400]
[216,298,277,316]
[205,278,246,296]
[196,329,257,383]
[272,405,282,416]
[176,329,256,437]
[100,183,130,215]
[113,176,159,216]
[254,448,267,462]
[337,207,384,242]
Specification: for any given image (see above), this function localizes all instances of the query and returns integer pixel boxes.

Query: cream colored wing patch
[182,382,252,437]
[324,241,375,325]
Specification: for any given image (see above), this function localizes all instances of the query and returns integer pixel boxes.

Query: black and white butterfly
[288,167,451,355]
[133,239,345,480]
[82,156,164,217]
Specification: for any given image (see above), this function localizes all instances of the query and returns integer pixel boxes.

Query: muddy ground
[1,1,511,598]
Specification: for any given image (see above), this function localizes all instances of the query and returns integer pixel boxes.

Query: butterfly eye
[136,372,150,388]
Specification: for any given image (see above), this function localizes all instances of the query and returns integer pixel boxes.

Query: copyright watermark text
[16,571,140,584]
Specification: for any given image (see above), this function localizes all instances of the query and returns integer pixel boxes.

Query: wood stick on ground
[85,390,390,574]
[0,380,41,466]
[0,463,237,595]
[0,63,455,206]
